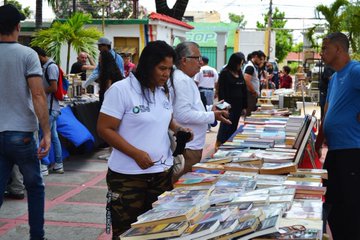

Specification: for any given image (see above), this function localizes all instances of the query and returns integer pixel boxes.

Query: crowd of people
[1,3,359,240]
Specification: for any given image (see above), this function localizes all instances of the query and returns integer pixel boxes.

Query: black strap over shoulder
[44,61,56,114]
[44,61,56,84]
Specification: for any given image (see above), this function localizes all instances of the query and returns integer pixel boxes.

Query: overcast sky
[16,0,336,42]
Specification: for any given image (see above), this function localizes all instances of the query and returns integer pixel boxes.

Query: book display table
[119,108,326,239]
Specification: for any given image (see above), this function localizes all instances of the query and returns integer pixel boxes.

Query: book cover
[217,217,260,240]
[196,206,231,224]
[171,220,220,240]
[120,221,189,240]
[173,172,219,188]
[260,162,297,175]
[194,219,238,239]
[286,174,322,183]
[252,228,322,240]
[132,207,195,227]
[290,168,328,180]
[191,163,225,171]
[224,163,261,173]
[238,215,280,240]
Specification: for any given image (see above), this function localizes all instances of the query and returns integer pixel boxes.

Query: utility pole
[98,0,110,34]
[266,0,273,59]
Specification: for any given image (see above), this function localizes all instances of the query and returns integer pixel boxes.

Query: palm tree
[315,0,348,33]
[31,12,102,74]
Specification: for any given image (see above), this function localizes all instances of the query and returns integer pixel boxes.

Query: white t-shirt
[194,65,218,89]
[100,73,173,174]
[171,69,215,150]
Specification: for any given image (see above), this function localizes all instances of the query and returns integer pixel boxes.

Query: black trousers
[323,149,360,240]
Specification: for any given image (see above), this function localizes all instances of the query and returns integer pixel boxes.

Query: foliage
[315,0,348,33]
[344,2,360,52]
[31,12,102,74]
[49,0,134,19]
[288,61,300,75]
[256,7,293,62]
[304,25,321,50]
[306,0,348,51]
[292,42,303,53]
[228,13,247,29]
[7,0,31,18]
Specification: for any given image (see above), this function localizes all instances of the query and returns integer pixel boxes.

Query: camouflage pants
[106,168,173,239]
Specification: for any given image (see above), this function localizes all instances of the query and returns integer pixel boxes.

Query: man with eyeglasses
[82,37,124,88]
[171,41,231,176]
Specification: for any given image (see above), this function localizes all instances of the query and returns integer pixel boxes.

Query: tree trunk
[155,0,189,20]
[35,0,43,29]
[66,42,71,74]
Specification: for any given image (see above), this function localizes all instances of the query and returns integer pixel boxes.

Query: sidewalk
[0,128,219,240]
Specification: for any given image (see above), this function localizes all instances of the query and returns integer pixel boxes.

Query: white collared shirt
[171,69,215,150]
[100,73,173,174]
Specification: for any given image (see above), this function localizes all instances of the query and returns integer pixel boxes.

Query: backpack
[45,62,69,101]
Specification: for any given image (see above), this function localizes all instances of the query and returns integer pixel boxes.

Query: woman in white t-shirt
[97,40,192,238]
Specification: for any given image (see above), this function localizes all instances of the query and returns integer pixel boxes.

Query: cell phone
[216,102,231,110]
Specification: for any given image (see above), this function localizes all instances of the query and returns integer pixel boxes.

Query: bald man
[70,52,96,81]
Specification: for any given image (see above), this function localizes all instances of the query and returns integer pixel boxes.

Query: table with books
[119,108,326,240]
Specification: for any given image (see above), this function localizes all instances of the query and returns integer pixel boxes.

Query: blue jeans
[50,110,62,164]
[199,88,214,106]
[0,131,45,239]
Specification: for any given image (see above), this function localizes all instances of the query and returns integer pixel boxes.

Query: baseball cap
[0,4,26,24]
[97,37,112,46]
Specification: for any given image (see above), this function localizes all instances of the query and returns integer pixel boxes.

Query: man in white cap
[83,37,124,88]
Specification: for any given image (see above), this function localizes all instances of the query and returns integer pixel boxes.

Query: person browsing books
[97,40,193,239]
[171,41,231,176]
[317,32,360,239]
[216,52,248,148]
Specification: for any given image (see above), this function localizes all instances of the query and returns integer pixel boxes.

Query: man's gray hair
[174,41,200,67]
[324,32,349,52]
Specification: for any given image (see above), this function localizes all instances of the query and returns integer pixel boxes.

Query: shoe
[40,164,49,176]
[4,190,25,200]
[52,162,64,174]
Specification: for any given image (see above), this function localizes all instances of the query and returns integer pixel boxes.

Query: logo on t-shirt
[132,105,150,114]
[203,70,215,78]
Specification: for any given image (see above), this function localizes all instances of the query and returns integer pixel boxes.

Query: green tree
[315,0,348,33]
[343,2,360,52]
[50,0,135,19]
[30,12,102,74]
[291,42,303,53]
[256,7,292,63]
[7,0,31,18]
[228,13,247,29]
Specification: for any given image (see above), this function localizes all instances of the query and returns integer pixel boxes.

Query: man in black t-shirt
[70,52,96,81]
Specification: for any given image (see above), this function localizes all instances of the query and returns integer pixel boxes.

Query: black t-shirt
[218,69,248,108]
[70,62,86,81]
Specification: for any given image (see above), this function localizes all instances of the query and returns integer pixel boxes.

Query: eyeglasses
[153,155,180,170]
[186,56,202,62]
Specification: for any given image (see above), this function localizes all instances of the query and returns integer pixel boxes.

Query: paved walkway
[0,128,219,240]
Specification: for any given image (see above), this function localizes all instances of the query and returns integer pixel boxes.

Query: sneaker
[52,162,64,174]
[4,190,25,200]
[41,164,49,176]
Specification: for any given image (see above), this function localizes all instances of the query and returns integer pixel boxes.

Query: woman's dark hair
[98,50,123,104]
[134,40,176,103]
[226,52,245,73]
